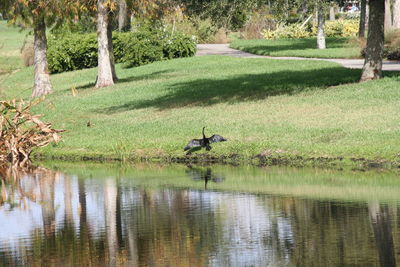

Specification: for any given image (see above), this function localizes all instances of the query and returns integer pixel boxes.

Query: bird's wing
[209,134,227,143]
[184,139,202,151]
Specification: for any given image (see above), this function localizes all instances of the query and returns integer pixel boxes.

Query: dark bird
[184,127,227,155]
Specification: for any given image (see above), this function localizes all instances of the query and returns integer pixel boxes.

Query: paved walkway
[196,44,400,71]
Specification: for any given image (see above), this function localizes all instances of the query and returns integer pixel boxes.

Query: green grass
[1,24,399,164]
[230,37,362,59]
[3,55,400,163]
[0,21,29,76]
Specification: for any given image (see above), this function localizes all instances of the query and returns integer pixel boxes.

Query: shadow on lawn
[234,38,350,55]
[75,70,173,91]
[97,66,361,114]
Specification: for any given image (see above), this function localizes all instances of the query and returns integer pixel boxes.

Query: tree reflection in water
[0,164,399,266]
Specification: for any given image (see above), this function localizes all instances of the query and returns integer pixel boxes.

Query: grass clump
[230,37,361,59]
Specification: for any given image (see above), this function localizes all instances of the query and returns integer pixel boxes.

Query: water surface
[1,162,399,266]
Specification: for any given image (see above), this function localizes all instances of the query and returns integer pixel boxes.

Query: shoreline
[32,151,400,171]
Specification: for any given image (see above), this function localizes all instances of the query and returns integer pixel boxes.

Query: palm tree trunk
[32,16,53,98]
[96,0,114,88]
[360,0,385,81]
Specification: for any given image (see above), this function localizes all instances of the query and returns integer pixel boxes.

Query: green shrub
[47,28,197,73]
[263,19,359,40]
[263,23,312,39]
[162,32,197,58]
[47,34,98,73]
[118,32,164,68]
[312,19,359,38]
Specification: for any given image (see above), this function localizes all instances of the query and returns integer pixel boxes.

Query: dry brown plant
[0,99,64,164]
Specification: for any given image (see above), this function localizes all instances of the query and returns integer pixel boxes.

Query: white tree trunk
[104,179,118,267]
[361,0,385,81]
[118,0,130,31]
[393,0,400,28]
[385,0,393,31]
[329,4,335,21]
[32,16,53,98]
[317,5,326,49]
[96,0,114,88]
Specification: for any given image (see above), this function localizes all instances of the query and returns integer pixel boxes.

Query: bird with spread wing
[184,127,227,155]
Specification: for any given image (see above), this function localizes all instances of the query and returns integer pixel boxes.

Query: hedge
[47,30,197,73]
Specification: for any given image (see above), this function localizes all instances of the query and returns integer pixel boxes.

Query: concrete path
[196,44,400,71]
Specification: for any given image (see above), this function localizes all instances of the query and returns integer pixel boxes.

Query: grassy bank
[230,37,361,59]
[1,24,400,166]
[3,55,400,166]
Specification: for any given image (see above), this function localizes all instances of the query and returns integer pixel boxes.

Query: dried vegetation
[0,99,64,164]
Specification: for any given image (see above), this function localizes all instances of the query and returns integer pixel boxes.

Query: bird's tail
[202,127,206,138]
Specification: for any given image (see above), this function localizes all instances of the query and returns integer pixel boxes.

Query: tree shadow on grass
[75,70,173,91]
[97,66,361,114]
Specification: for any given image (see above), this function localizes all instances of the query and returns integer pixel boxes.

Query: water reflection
[186,166,225,189]
[0,163,400,266]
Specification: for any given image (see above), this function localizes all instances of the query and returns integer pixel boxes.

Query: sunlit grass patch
[230,37,361,59]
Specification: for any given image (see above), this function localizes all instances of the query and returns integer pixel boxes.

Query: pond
[0,162,400,266]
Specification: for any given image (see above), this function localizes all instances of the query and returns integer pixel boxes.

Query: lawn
[0,21,28,76]
[3,55,400,163]
[230,37,362,59]
[1,24,400,165]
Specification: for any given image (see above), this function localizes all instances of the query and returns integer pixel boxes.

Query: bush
[47,34,98,73]
[263,23,311,39]
[240,7,275,40]
[263,19,359,40]
[312,19,359,38]
[47,27,197,73]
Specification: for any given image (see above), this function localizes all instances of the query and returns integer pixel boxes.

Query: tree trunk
[329,3,335,21]
[317,5,326,49]
[366,0,370,30]
[107,11,118,82]
[359,0,367,37]
[299,1,308,20]
[104,178,118,267]
[118,0,131,31]
[393,0,400,28]
[360,0,385,81]
[369,203,397,267]
[385,0,393,31]
[32,16,53,98]
[96,0,114,88]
